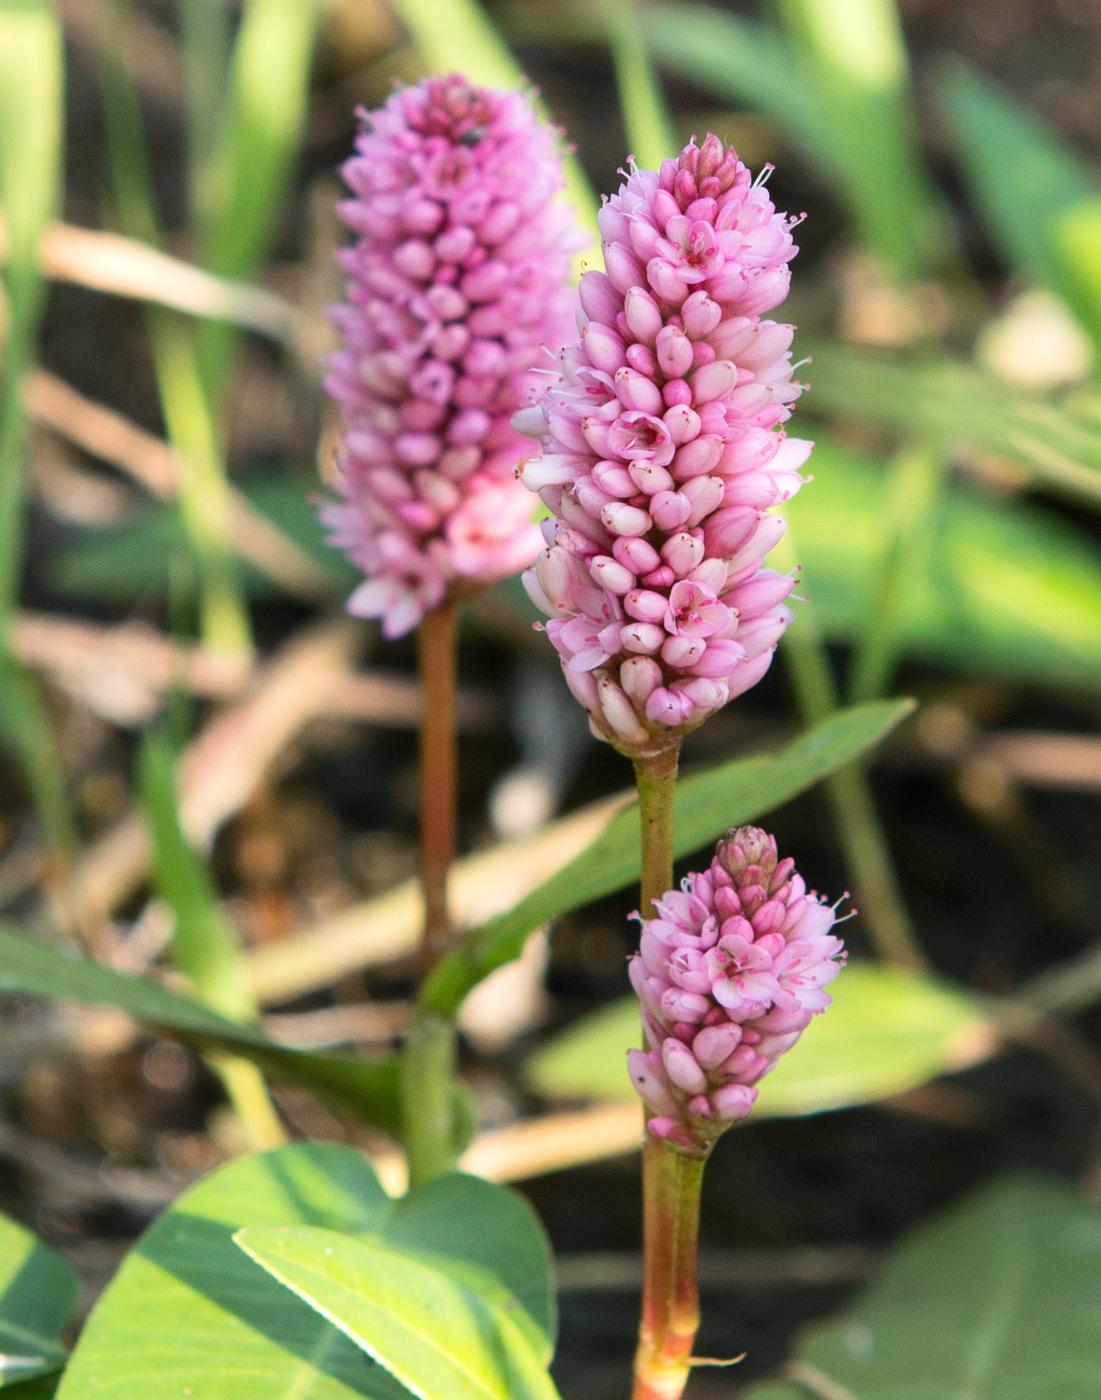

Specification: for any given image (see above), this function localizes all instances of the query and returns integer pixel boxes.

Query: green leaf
[0,1210,77,1388]
[421,701,913,1016]
[802,341,1101,512]
[57,1142,409,1400]
[744,1174,1101,1399]
[235,1227,560,1400]
[938,59,1101,354]
[380,1174,555,1362]
[786,434,1101,692]
[525,965,994,1116]
[0,922,401,1134]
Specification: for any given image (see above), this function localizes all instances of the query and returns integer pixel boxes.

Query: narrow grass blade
[95,0,251,656]
[938,58,1101,357]
[387,0,600,256]
[196,0,321,398]
[599,0,678,171]
[773,528,924,970]
[848,441,949,704]
[139,729,284,1149]
[0,0,74,857]
[774,0,941,280]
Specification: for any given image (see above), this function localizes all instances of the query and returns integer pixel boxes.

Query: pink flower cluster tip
[517,135,810,752]
[628,827,846,1154]
[323,76,582,638]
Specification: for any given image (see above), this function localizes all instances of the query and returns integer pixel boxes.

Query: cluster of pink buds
[516,135,810,753]
[628,826,846,1154]
[323,76,582,638]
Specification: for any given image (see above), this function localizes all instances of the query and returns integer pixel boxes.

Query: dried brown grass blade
[26,369,333,601]
[245,787,634,1005]
[0,214,301,342]
[70,619,365,928]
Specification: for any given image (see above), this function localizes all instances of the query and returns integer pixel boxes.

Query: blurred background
[4,0,1101,1394]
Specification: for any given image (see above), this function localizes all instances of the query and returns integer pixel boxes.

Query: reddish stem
[632,1135,705,1400]
[416,600,458,963]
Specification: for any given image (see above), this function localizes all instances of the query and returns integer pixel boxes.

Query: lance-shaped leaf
[525,965,996,1116]
[801,343,1101,512]
[0,1211,77,1389]
[421,700,913,1016]
[0,923,400,1134]
[785,436,1101,691]
[743,1174,1101,1399]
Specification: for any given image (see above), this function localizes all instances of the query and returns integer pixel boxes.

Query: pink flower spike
[322,76,584,637]
[627,826,846,1151]
[517,133,808,753]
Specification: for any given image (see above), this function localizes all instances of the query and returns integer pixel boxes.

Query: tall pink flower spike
[516,135,811,754]
[628,826,846,1154]
[323,76,583,638]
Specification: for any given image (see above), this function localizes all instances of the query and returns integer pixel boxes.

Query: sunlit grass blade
[848,441,948,703]
[388,0,600,257]
[196,0,320,399]
[803,340,1101,512]
[773,529,924,970]
[180,0,232,231]
[0,0,74,859]
[139,730,285,1150]
[599,0,677,171]
[95,0,251,656]
[938,58,1101,358]
[773,0,941,281]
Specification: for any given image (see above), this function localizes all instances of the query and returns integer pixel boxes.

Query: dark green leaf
[57,1142,409,1400]
[525,965,995,1116]
[421,701,913,1016]
[744,1174,1101,1399]
[235,1227,559,1400]
[0,922,400,1133]
[0,1211,77,1388]
[938,59,1101,353]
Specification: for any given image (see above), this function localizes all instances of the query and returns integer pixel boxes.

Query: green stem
[633,744,680,915]
[632,1136,705,1400]
[401,1008,458,1188]
[776,533,927,970]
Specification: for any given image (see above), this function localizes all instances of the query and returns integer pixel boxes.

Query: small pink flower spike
[517,135,811,753]
[628,826,846,1154]
[322,76,584,638]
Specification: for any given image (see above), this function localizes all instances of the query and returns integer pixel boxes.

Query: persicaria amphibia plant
[518,134,810,754]
[324,75,580,638]
[629,825,846,1154]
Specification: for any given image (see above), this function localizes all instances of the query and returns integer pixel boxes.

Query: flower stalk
[633,1138,705,1400]
[417,599,459,963]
